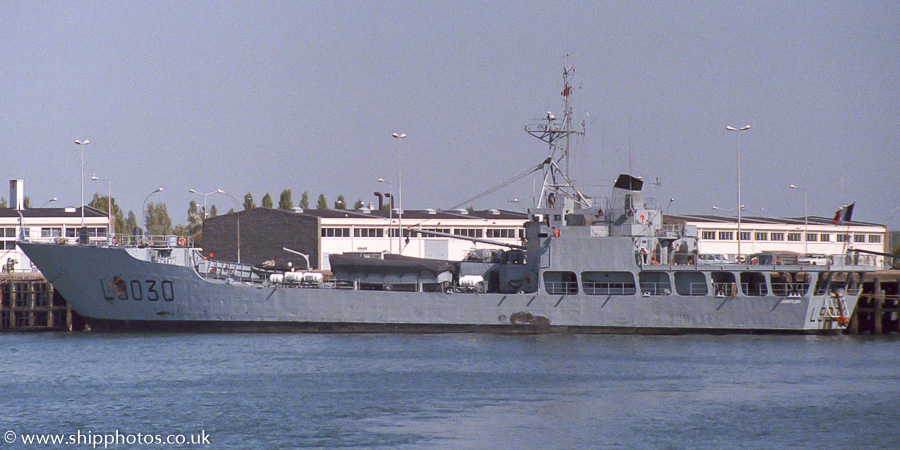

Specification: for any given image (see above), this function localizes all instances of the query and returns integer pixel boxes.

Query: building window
[738,231,751,241]
[321,227,350,237]
[40,228,62,238]
[417,228,451,237]
[353,228,384,238]
[820,233,830,242]
[702,231,716,240]
[718,231,733,240]
[453,228,483,238]
[66,228,76,238]
[770,232,784,241]
[755,232,768,241]
[787,233,801,242]
[854,234,866,243]
[869,235,882,243]
[837,234,850,242]
[486,228,517,239]
[806,233,817,242]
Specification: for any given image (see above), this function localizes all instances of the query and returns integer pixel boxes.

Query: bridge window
[740,272,768,296]
[770,272,810,297]
[639,271,672,296]
[711,272,737,297]
[581,271,636,295]
[543,271,578,295]
[674,272,708,296]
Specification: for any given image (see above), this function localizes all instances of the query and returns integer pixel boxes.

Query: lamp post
[189,189,219,223]
[377,178,394,253]
[726,125,750,260]
[790,184,809,254]
[215,189,241,264]
[713,205,745,261]
[74,140,90,228]
[92,174,113,236]
[392,132,406,254]
[40,198,58,208]
[142,187,164,236]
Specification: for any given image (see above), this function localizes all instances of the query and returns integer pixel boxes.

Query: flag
[833,202,855,224]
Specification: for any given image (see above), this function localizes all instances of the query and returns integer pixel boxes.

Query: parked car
[798,253,828,265]
[747,252,799,265]
[698,254,729,264]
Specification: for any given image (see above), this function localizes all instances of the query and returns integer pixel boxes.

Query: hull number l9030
[102,277,175,302]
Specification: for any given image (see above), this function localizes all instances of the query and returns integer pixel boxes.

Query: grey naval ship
[19,66,877,334]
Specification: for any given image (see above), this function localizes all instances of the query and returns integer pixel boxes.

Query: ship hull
[20,243,854,334]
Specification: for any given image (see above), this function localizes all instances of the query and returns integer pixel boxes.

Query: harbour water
[2,332,898,449]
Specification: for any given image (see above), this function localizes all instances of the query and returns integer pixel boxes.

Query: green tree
[23,196,31,208]
[227,208,235,215]
[300,191,309,209]
[88,193,126,235]
[353,199,364,209]
[317,194,328,209]
[0,197,6,208]
[262,193,273,209]
[173,224,188,237]
[243,193,255,210]
[210,204,218,217]
[186,200,203,235]
[278,189,293,210]
[126,210,138,234]
[334,194,347,210]
[144,202,172,235]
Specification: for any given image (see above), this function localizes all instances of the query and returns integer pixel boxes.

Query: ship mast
[525,59,589,210]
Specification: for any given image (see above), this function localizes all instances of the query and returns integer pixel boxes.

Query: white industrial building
[665,213,888,263]
[0,180,110,272]
[315,208,527,269]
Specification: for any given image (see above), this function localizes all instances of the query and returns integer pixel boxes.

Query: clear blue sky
[2,1,898,228]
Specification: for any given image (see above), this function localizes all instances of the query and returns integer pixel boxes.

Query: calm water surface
[1,332,898,449]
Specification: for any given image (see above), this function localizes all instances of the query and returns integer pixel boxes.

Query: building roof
[664,213,883,228]
[0,206,107,219]
[219,207,527,222]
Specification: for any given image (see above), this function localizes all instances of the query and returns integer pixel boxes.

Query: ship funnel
[613,174,643,192]
[612,174,644,213]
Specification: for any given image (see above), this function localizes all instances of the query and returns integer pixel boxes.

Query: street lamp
[790,184,809,253]
[392,132,406,254]
[40,198,58,208]
[189,189,219,222]
[377,178,395,253]
[142,187,164,236]
[92,174,113,236]
[726,125,750,260]
[214,189,241,264]
[74,139,90,228]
